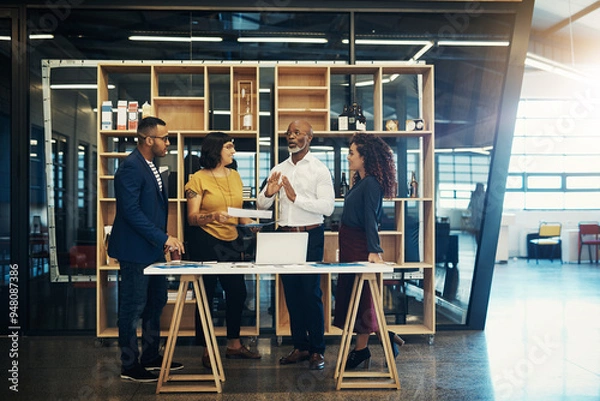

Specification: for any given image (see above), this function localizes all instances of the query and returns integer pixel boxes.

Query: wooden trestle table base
[144,262,400,393]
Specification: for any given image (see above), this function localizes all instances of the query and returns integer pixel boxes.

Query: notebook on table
[254,232,308,265]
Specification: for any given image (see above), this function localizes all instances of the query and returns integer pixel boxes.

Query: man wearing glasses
[108,116,185,382]
[257,119,335,370]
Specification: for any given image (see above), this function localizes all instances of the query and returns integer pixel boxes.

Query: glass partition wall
[26,7,516,332]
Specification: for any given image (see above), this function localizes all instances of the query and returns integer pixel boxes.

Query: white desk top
[144,261,395,276]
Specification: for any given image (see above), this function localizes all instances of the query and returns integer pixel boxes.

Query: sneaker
[120,365,158,383]
[141,356,184,371]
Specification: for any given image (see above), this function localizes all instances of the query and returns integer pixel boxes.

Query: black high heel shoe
[388,331,405,358]
[345,347,371,370]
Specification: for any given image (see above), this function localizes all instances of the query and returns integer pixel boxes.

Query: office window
[437,153,491,209]
[77,143,89,227]
[508,98,600,209]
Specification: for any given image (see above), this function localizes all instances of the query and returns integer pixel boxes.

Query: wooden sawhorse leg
[155,274,225,393]
[334,272,400,390]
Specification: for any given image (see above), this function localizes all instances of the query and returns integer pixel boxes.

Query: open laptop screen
[254,232,308,264]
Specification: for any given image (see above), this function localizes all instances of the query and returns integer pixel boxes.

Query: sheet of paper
[228,207,272,219]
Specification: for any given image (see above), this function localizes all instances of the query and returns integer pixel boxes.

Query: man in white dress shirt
[257,119,335,370]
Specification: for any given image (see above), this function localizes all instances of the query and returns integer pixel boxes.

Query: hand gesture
[265,171,283,197]
[281,175,297,203]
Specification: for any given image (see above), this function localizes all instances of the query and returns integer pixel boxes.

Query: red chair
[578,222,600,264]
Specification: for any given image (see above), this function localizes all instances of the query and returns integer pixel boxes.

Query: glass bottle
[141,101,151,119]
[409,171,418,198]
[340,172,350,197]
[356,104,367,131]
[348,103,357,131]
[242,92,252,130]
[338,104,349,131]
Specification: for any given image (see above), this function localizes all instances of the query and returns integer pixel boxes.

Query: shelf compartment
[276,66,328,87]
[278,87,328,110]
[153,97,205,131]
[98,176,115,199]
[277,110,329,131]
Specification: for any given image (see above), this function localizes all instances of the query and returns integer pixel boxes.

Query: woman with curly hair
[332,132,404,369]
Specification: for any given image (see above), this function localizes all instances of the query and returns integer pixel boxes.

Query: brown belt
[278,224,322,232]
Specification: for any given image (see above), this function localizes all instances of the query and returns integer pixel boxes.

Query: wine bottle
[340,172,350,197]
[348,103,357,131]
[356,104,366,131]
[338,104,349,131]
[409,171,418,198]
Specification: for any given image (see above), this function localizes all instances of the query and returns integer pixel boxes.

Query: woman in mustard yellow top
[185,132,261,367]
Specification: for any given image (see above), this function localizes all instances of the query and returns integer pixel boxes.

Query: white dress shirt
[257,152,335,226]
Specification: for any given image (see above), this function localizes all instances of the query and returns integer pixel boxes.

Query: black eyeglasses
[148,135,170,142]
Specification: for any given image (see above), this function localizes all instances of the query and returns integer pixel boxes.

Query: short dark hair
[137,116,166,137]
[199,132,233,169]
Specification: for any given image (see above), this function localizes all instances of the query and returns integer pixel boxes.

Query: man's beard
[288,142,306,154]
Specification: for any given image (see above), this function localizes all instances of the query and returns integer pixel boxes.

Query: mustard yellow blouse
[185,168,243,241]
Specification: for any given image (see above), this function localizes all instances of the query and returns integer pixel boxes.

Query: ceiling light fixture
[30,34,54,40]
[410,42,434,61]
[0,34,54,41]
[50,84,116,90]
[129,35,223,42]
[437,40,510,47]
[524,52,590,81]
[342,39,433,46]
[237,37,328,44]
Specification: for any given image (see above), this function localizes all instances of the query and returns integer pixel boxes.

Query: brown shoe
[225,344,261,359]
[309,353,325,370]
[279,349,310,365]
[202,352,211,369]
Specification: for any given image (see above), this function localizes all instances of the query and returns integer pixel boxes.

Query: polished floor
[4,258,600,401]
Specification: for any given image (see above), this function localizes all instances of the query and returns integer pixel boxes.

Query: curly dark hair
[199,132,233,169]
[349,133,397,198]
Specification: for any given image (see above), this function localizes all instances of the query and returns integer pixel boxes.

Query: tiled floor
[3,258,600,401]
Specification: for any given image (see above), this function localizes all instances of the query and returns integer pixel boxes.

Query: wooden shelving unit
[96,63,261,339]
[273,64,436,339]
[96,62,435,341]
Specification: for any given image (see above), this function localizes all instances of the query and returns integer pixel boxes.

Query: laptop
[254,232,309,265]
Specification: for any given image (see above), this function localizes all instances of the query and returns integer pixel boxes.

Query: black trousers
[279,225,326,354]
[187,227,246,344]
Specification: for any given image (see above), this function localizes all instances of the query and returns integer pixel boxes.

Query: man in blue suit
[108,116,185,382]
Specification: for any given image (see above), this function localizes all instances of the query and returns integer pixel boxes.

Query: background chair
[529,222,562,264]
[578,222,600,264]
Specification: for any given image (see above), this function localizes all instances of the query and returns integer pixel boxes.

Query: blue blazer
[108,148,169,265]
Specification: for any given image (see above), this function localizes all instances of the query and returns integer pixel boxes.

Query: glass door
[0,10,15,335]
